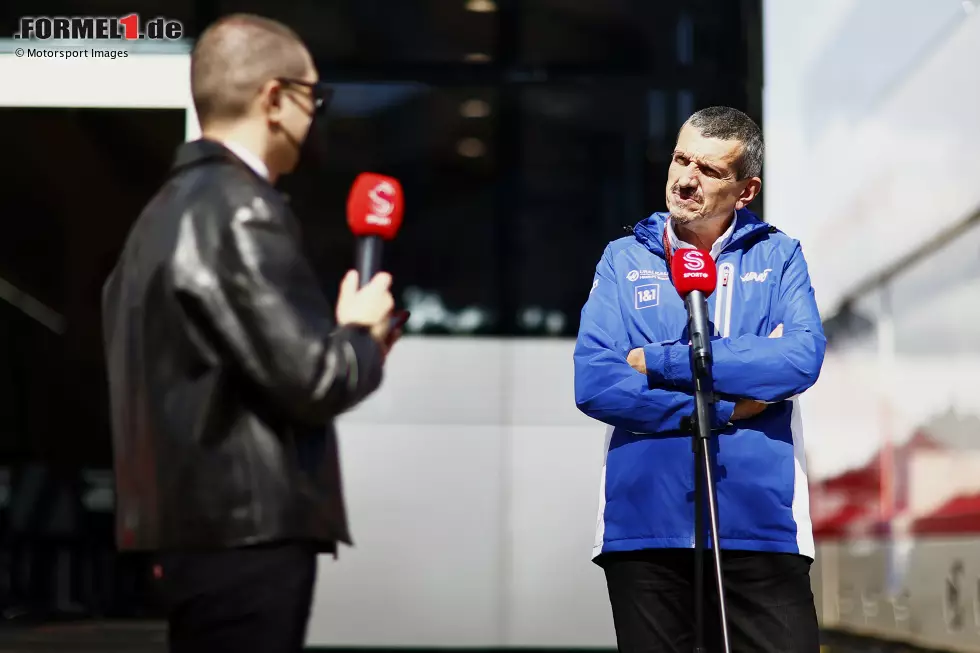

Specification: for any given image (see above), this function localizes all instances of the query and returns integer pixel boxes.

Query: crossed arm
[635,243,826,403]
[573,245,738,434]
[574,243,826,434]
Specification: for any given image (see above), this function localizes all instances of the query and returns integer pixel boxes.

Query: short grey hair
[191,14,309,127]
[683,106,764,180]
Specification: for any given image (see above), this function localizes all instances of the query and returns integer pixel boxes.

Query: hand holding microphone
[347,173,404,287]
[335,270,395,346]
[340,172,407,352]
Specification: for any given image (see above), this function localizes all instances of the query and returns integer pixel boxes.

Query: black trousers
[154,540,318,653]
[598,549,820,653]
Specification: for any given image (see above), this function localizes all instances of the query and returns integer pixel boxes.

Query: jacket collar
[632,208,771,259]
[170,138,271,186]
[665,211,736,260]
[220,140,270,180]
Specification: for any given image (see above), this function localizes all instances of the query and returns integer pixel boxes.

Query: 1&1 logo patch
[634,283,659,310]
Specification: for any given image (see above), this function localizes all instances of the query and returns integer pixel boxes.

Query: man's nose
[678,167,699,188]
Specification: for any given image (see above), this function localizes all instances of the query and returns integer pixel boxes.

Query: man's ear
[262,79,285,126]
[735,177,761,210]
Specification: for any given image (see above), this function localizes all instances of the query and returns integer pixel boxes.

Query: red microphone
[346,173,405,288]
[670,249,717,298]
[670,249,717,375]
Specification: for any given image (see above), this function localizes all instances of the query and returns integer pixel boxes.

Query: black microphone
[346,174,411,333]
[354,237,383,289]
[686,290,713,378]
[670,249,718,378]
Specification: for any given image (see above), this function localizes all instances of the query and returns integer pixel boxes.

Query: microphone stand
[687,298,732,653]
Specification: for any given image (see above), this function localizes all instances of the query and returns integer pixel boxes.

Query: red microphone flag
[670,249,717,297]
[346,173,405,240]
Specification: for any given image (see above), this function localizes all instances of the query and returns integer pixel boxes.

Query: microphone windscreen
[346,173,404,240]
[670,249,717,297]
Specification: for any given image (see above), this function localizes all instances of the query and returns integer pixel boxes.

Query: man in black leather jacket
[100,13,396,653]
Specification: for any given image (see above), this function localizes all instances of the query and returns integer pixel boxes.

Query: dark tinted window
[512,84,654,336]
[520,2,760,71]
[0,1,495,63]
[0,107,185,465]
[213,1,497,65]
[282,84,502,335]
[0,1,762,339]
[520,1,680,66]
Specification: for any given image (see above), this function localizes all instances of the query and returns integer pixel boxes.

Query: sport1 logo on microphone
[367,181,397,227]
[681,250,706,272]
[681,250,710,279]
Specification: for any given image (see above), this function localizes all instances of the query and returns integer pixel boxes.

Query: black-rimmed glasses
[276,78,334,115]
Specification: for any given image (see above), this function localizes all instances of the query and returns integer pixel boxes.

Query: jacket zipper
[710,223,774,337]
[714,261,736,337]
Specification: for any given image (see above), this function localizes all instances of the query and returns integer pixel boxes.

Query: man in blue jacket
[574,106,825,653]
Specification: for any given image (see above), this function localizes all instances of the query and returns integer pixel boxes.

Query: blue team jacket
[573,208,826,560]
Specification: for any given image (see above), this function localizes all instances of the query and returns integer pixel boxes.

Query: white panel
[307,424,504,647]
[0,52,193,109]
[0,47,199,138]
[508,339,598,427]
[308,341,621,648]
[338,338,508,426]
[504,426,615,647]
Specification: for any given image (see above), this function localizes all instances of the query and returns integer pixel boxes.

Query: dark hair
[191,14,309,126]
[683,106,764,179]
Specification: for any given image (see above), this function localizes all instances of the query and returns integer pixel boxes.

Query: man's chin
[278,151,303,175]
[667,206,701,223]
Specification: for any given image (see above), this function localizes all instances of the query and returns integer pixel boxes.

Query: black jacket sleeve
[169,191,385,424]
